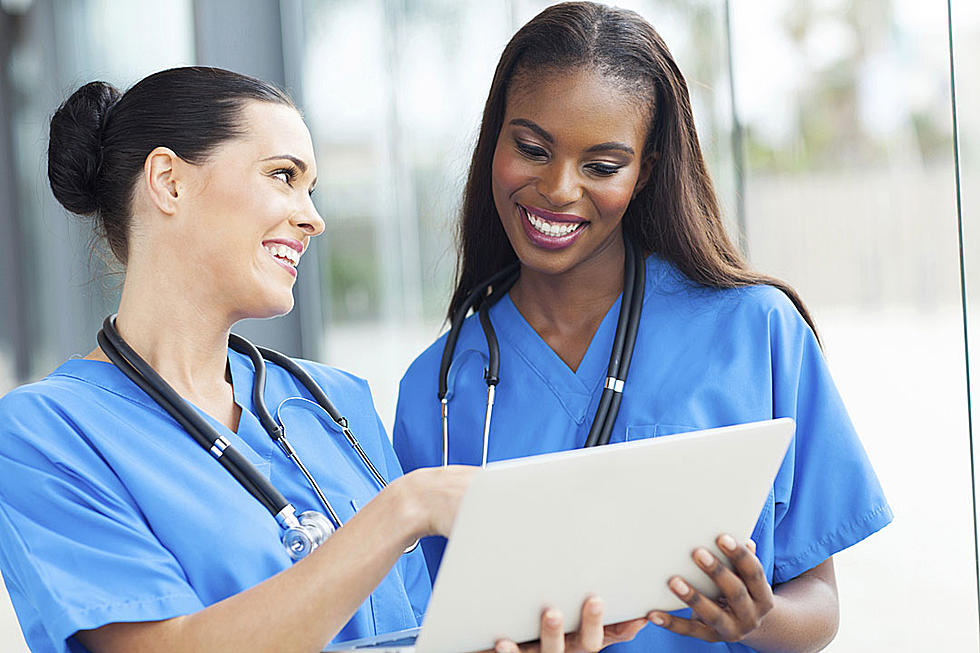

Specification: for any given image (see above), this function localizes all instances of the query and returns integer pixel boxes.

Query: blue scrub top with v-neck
[393,254,892,653]
[0,351,430,653]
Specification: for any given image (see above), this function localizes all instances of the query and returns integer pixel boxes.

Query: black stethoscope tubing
[98,318,287,516]
[97,315,413,557]
[438,232,646,461]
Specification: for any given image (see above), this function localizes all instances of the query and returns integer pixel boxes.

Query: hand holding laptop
[490,597,647,653]
[648,536,774,645]
[492,534,771,652]
[325,420,792,653]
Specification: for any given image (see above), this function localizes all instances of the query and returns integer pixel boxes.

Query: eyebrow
[508,119,634,155]
[585,142,635,155]
[509,119,553,144]
[261,154,308,173]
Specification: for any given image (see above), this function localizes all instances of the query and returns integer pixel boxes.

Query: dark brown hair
[448,1,817,336]
[48,66,294,264]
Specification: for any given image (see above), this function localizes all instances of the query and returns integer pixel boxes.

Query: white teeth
[264,243,299,266]
[524,207,581,238]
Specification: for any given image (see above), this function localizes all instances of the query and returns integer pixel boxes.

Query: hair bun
[47,81,121,216]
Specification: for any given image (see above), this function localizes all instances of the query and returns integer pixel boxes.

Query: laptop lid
[411,418,794,653]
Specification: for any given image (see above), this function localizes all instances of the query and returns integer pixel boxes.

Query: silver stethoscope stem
[481,385,496,468]
[276,434,342,529]
[342,427,389,489]
[276,396,418,553]
[441,397,449,467]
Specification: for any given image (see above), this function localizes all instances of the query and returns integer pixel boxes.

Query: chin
[246,292,295,320]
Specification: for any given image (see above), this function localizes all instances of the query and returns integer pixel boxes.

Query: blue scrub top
[0,351,430,653]
[393,254,892,652]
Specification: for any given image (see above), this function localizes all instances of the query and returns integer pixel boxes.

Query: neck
[107,259,235,402]
[510,237,627,332]
[508,234,627,372]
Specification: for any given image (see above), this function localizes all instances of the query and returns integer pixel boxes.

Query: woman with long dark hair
[0,66,629,653]
[393,3,891,651]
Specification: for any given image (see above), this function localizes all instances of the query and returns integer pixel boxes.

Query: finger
[647,610,720,642]
[602,618,648,644]
[493,641,523,653]
[667,576,738,640]
[539,608,565,653]
[576,597,605,652]
[692,547,757,628]
[717,535,773,612]
[746,539,757,555]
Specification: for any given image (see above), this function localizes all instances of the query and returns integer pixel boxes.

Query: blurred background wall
[0,0,978,650]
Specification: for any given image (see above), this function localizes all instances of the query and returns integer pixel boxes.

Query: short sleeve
[392,379,419,474]
[767,298,893,583]
[0,390,204,650]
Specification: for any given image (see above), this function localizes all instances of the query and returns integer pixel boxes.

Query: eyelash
[271,166,299,186]
[515,141,623,177]
[585,163,622,177]
[271,165,316,196]
[516,141,548,160]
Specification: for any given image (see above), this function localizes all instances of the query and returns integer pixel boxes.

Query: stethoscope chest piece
[280,507,336,561]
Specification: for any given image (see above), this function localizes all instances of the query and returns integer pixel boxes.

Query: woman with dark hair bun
[0,66,626,653]
[394,3,891,652]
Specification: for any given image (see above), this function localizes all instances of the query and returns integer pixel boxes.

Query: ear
[632,152,657,199]
[142,147,182,215]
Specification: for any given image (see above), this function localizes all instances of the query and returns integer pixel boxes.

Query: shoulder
[647,256,812,338]
[0,363,115,424]
[0,366,120,466]
[290,358,375,398]
[400,330,449,390]
[396,314,488,397]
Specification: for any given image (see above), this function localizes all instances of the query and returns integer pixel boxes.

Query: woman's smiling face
[174,101,324,321]
[491,67,652,277]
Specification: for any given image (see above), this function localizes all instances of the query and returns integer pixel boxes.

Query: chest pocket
[625,423,700,441]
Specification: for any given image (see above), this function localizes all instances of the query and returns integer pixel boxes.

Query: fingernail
[588,598,604,615]
[694,548,714,566]
[669,577,690,595]
[495,643,507,653]
[545,609,562,628]
[649,612,666,626]
[719,534,737,551]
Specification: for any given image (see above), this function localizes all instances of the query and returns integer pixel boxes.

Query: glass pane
[732,0,978,648]
[952,0,980,639]
[0,1,195,650]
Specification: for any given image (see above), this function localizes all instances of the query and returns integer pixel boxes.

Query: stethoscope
[438,232,646,466]
[97,315,416,561]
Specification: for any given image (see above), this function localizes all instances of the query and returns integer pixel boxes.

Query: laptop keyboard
[351,634,418,648]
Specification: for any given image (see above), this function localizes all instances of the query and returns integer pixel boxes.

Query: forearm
[78,476,424,653]
[739,559,839,653]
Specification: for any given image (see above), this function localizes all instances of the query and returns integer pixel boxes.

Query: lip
[520,205,586,224]
[262,237,305,255]
[518,204,589,250]
[262,237,303,278]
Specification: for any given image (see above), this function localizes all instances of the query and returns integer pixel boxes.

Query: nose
[536,160,582,208]
[292,195,325,237]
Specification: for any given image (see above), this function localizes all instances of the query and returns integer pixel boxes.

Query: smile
[519,205,588,250]
[264,243,300,266]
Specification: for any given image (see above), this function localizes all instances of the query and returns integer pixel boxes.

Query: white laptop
[324,418,794,653]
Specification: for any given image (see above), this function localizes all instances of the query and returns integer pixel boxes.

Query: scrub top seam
[48,372,175,422]
[772,502,893,583]
[56,591,205,650]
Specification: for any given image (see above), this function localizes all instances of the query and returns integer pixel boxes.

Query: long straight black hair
[448,1,817,337]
